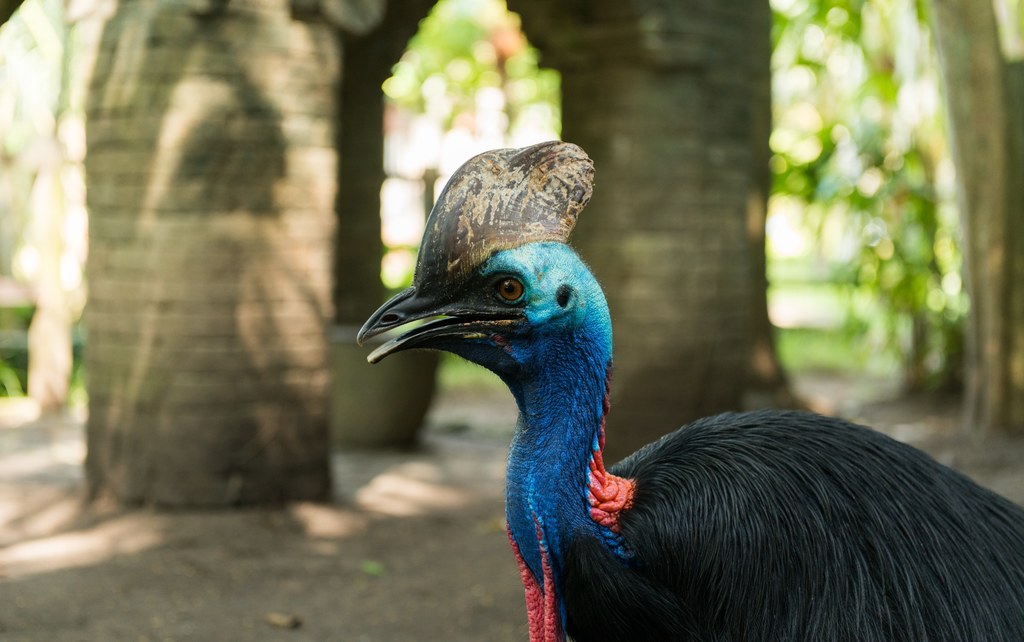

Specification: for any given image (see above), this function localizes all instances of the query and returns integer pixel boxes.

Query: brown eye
[496,277,525,302]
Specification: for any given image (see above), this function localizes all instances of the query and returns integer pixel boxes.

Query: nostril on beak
[380,312,401,325]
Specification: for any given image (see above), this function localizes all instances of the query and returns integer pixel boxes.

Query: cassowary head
[357,141,610,380]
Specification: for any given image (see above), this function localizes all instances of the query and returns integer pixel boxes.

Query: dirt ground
[1,375,1023,642]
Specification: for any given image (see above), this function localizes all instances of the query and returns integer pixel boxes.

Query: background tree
[930,0,1024,434]
[507,0,775,459]
[334,0,434,327]
[748,0,795,408]
[84,0,342,505]
[329,0,441,450]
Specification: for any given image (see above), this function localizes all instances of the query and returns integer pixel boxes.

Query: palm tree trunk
[931,0,1024,435]
[84,0,340,505]
[511,0,778,459]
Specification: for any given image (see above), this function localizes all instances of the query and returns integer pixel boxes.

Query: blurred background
[0,0,1022,639]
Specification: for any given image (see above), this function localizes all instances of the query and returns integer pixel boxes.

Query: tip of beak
[355,312,393,347]
[356,287,418,350]
[365,339,399,364]
[355,318,378,347]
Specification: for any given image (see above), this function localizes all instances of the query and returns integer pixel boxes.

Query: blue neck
[502,329,616,615]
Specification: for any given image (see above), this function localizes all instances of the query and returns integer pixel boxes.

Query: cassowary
[358,141,1024,641]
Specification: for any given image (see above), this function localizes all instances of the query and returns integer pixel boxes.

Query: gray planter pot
[329,325,439,450]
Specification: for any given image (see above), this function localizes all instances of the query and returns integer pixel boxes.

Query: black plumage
[565,410,1024,641]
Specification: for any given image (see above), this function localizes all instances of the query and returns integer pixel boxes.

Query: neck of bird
[503,332,634,641]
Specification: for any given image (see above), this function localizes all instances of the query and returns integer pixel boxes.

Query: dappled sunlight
[288,501,368,539]
[0,402,518,640]
[0,513,162,578]
[141,75,236,228]
[353,464,472,517]
[0,399,41,428]
[0,411,89,545]
[0,488,80,546]
[0,412,140,580]
[0,395,511,596]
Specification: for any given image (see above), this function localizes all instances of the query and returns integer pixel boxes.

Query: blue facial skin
[439,242,612,386]
[437,242,619,624]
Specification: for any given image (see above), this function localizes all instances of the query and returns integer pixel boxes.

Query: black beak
[357,286,523,364]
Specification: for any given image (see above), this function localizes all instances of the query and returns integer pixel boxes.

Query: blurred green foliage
[770,0,965,389]
[0,305,31,394]
[0,0,86,401]
[437,352,504,393]
[382,0,560,142]
[776,327,863,374]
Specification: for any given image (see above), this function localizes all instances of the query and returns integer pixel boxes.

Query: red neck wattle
[508,523,563,642]
[587,370,635,532]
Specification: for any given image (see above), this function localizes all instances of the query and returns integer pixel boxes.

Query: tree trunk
[334,38,389,325]
[334,0,436,324]
[744,0,795,409]
[931,0,1024,435]
[84,0,340,505]
[512,1,776,459]
[27,2,78,416]
[26,160,73,415]
[330,0,441,450]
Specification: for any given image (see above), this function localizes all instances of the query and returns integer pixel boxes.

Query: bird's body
[359,141,1024,641]
[569,411,1024,641]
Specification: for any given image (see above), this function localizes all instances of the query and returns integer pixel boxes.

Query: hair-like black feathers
[562,410,1024,641]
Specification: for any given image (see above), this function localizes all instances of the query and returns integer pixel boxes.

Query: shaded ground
[2,375,1023,642]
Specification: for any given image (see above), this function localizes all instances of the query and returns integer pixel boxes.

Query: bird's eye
[496,277,525,302]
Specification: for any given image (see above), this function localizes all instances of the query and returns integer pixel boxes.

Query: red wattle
[586,374,636,533]
[587,448,635,532]
[507,523,564,642]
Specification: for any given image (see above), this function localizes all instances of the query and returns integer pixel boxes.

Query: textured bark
[334,31,389,324]
[330,0,440,451]
[931,0,1024,435]
[84,0,340,505]
[512,0,774,459]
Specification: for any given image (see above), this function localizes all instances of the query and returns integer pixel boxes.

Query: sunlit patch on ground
[0,488,80,547]
[0,514,162,578]
[353,466,470,517]
[287,502,368,539]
